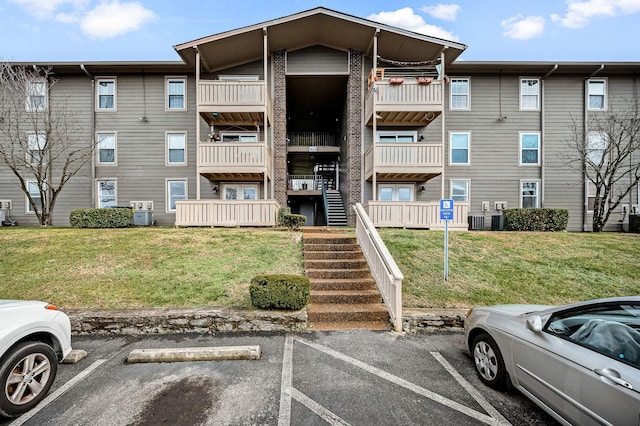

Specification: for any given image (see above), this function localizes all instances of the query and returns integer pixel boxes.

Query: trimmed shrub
[250,274,310,310]
[70,207,134,228]
[282,214,306,230]
[504,208,568,231]
[277,207,292,226]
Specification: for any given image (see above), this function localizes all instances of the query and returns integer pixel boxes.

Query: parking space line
[294,336,505,426]
[291,387,351,426]
[278,335,294,426]
[10,359,107,426]
[430,352,511,425]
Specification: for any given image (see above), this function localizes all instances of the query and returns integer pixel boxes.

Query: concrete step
[304,236,357,245]
[304,251,364,260]
[305,269,371,280]
[310,290,382,304]
[310,278,376,291]
[307,303,389,323]
[304,243,360,252]
[308,320,390,331]
[305,259,368,270]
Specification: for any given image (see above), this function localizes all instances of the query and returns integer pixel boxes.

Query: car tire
[0,341,58,417]
[471,333,507,390]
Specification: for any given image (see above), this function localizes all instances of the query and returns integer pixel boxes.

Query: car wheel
[0,341,58,417]
[471,333,507,389]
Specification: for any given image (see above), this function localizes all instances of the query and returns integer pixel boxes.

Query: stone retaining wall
[67,307,466,335]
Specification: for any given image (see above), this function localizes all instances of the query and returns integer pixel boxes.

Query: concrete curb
[127,345,261,363]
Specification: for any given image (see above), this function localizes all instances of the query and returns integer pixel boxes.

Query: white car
[0,300,72,417]
[464,296,640,426]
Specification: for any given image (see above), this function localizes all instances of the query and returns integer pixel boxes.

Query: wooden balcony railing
[364,143,443,179]
[365,80,443,122]
[287,132,339,147]
[175,200,280,227]
[198,80,269,109]
[198,142,272,176]
[365,201,469,230]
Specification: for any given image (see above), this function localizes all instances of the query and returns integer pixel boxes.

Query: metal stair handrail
[353,203,404,331]
[321,177,329,225]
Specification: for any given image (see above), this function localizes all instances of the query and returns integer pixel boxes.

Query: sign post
[439,199,454,281]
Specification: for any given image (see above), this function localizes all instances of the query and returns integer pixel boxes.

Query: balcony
[364,143,443,181]
[175,200,280,227]
[365,79,443,126]
[365,201,469,230]
[287,132,340,153]
[198,142,272,181]
[197,80,273,125]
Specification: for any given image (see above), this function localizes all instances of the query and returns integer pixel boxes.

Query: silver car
[464,296,640,426]
[0,300,72,417]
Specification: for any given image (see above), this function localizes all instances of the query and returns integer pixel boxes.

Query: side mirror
[526,316,543,332]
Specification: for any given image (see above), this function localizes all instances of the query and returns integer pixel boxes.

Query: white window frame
[520,180,540,208]
[222,183,259,200]
[165,77,186,111]
[376,130,417,143]
[219,132,259,142]
[520,78,540,111]
[519,132,541,166]
[587,131,607,166]
[449,132,470,165]
[588,79,607,111]
[377,184,414,202]
[97,179,117,208]
[26,79,47,112]
[586,180,606,213]
[96,78,116,111]
[166,132,187,165]
[218,75,259,81]
[27,133,46,165]
[26,181,43,213]
[96,132,117,165]
[449,77,470,110]
[167,179,187,212]
[450,179,470,202]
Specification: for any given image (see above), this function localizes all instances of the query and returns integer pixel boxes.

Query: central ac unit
[468,215,485,230]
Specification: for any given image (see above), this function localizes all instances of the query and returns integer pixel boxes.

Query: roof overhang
[447,61,640,75]
[174,7,467,72]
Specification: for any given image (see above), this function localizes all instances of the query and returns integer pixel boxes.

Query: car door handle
[594,368,634,390]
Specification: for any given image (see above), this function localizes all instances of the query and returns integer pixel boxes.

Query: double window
[167,180,187,212]
[520,132,540,165]
[376,131,417,143]
[450,78,469,110]
[26,80,47,111]
[223,184,258,200]
[378,184,413,202]
[28,133,46,164]
[220,132,258,142]
[587,131,607,165]
[166,77,186,110]
[450,132,470,165]
[97,133,116,165]
[450,180,469,202]
[97,180,116,208]
[167,132,187,165]
[96,78,116,110]
[521,180,540,208]
[520,78,540,110]
[588,79,607,110]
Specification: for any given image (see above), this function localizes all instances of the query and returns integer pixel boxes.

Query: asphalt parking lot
[4,331,557,426]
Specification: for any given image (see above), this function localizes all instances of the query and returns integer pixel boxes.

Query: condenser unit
[468,215,485,230]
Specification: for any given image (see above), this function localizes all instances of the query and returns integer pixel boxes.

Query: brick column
[345,49,363,226]
[273,49,288,207]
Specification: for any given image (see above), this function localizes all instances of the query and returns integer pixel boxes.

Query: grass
[0,227,638,311]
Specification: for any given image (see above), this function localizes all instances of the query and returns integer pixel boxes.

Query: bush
[70,207,134,228]
[249,274,310,310]
[277,207,292,226]
[282,214,306,230]
[504,208,568,231]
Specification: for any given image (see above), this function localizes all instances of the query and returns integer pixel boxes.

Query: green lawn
[1,227,638,310]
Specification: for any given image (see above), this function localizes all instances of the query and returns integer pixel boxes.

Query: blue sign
[439,199,454,221]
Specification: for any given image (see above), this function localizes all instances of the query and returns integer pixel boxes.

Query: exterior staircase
[325,190,348,226]
[303,230,390,330]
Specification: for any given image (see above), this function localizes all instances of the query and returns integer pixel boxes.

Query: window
[167,180,187,211]
[97,133,116,165]
[521,180,539,208]
[451,180,469,202]
[167,133,186,165]
[520,78,540,110]
[588,79,606,110]
[26,80,47,111]
[223,184,258,200]
[587,181,605,212]
[28,133,46,164]
[166,77,186,110]
[450,78,469,110]
[26,181,42,213]
[520,132,540,165]
[376,131,416,143]
[587,132,607,165]
[218,75,259,81]
[220,132,258,142]
[378,184,414,201]
[450,132,470,165]
[97,180,116,208]
[96,79,116,110]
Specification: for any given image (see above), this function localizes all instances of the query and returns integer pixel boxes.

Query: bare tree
[0,62,93,226]
[566,101,640,232]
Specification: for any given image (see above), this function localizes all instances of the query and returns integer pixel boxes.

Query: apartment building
[1,7,638,231]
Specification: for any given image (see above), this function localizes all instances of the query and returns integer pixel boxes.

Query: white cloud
[367,7,458,41]
[80,1,155,38]
[551,0,640,28]
[502,15,545,40]
[420,4,460,21]
[11,0,88,19]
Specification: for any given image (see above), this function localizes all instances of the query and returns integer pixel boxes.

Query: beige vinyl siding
[211,60,265,80]
[287,46,349,75]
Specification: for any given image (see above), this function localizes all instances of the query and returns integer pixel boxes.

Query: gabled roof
[174,7,466,72]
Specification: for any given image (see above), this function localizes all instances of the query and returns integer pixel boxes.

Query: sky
[1,0,639,63]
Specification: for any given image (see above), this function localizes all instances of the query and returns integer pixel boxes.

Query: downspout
[540,64,558,208]
[582,64,605,231]
[80,64,96,208]
[371,29,379,201]
[195,48,201,200]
